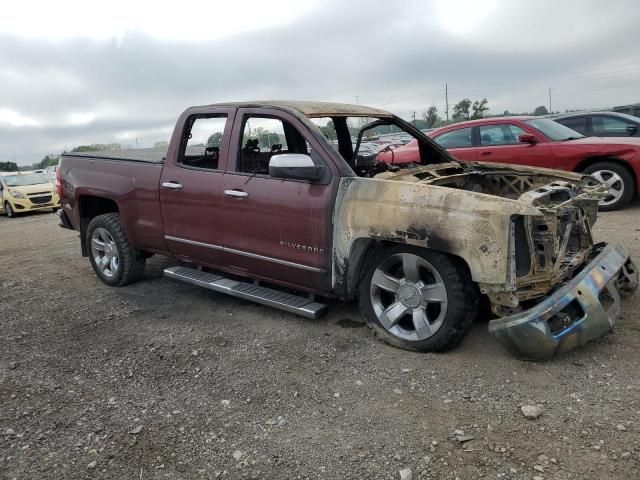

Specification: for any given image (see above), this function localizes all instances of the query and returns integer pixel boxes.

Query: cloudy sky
[1,0,639,165]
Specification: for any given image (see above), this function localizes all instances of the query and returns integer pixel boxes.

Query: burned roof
[202,100,393,118]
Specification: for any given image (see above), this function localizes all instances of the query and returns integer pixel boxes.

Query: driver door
[219,108,337,292]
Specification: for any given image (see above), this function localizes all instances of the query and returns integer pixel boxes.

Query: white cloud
[435,0,498,36]
[0,0,321,42]
[67,112,96,125]
[0,108,39,127]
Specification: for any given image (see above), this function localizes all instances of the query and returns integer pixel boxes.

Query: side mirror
[626,125,638,136]
[518,133,537,144]
[268,154,325,181]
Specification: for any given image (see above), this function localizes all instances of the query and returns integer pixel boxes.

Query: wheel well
[78,196,119,256]
[574,156,637,189]
[345,238,472,300]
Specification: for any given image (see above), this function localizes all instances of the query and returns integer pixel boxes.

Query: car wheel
[358,245,478,353]
[4,202,15,218]
[583,162,635,211]
[86,213,146,286]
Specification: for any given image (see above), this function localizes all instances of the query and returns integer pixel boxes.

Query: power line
[379,58,640,113]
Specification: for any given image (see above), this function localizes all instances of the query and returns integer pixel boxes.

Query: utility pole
[548,87,553,114]
[355,96,359,105]
[445,83,449,122]
[412,111,416,125]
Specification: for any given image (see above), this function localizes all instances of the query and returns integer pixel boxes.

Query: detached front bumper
[489,243,638,361]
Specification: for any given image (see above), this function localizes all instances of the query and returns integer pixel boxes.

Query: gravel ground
[1,205,639,480]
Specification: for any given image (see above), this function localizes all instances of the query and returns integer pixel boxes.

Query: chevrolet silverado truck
[57,101,638,360]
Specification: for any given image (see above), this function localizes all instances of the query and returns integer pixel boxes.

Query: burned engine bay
[375,162,608,317]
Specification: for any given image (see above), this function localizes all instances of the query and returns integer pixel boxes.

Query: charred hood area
[372,162,607,316]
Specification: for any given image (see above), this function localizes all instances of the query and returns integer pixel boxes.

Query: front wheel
[358,245,478,353]
[4,202,15,218]
[583,162,635,211]
[86,213,146,286]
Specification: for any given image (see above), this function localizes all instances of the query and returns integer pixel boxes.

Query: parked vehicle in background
[57,101,638,360]
[0,172,60,217]
[44,165,58,178]
[352,142,378,176]
[613,103,640,118]
[380,117,640,210]
[553,112,640,138]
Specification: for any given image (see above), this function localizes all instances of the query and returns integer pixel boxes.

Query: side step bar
[164,266,328,319]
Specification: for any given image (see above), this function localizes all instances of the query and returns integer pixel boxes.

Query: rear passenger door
[160,108,234,263]
[219,108,337,292]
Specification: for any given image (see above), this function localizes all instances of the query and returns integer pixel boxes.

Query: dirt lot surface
[1,205,639,480]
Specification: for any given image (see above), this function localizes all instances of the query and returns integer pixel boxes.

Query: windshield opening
[309,115,450,177]
[525,118,585,141]
[3,173,51,187]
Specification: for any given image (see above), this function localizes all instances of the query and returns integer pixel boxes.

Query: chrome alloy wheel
[369,253,448,341]
[91,227,120,278]
[592,169,625,207]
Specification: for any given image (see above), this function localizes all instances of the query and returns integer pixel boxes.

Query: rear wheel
[86,213,146,286]
[583,162,635,211]
[4,202,15,218]
[358,245,478,352]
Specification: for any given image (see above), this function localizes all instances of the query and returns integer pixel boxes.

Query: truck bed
[59,151,166,254]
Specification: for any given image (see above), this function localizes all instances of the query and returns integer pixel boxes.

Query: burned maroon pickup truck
[58,101,638,360]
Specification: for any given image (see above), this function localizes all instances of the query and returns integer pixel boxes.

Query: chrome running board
[164,266,328,319]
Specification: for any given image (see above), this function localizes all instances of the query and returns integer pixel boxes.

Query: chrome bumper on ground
[489,243,638,361]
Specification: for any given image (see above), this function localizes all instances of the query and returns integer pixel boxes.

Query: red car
[377,116,640,210]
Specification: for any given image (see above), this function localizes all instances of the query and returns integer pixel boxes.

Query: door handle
[481,151,492,156]
[161,181,183,190]
[224,189,249,198]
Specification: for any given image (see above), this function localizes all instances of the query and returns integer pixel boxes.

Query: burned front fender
[332,176,541,296]
[488,243,638,360]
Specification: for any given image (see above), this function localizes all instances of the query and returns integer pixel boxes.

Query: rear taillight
[56,167,63,197]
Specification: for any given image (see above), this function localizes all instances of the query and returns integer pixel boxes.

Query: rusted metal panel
[199,101,393,118]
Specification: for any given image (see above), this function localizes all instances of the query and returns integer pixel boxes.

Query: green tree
[0,161,18,172]
[452,98,472,120]
[206,133,223,147]
[39,155,59,168]
[533,105,549,116]
[318,120,337,141]
[423,105,441,128]
[471,98,489,119]
[72,143,121,152]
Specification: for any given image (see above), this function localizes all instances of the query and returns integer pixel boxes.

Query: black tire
[582,161,635,211]
[4,202,15,218]
[86,213,146,286]
[358,244,478,353]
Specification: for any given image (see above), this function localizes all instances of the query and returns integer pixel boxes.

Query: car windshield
[3,173,51,187]
[525,118,585,141]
